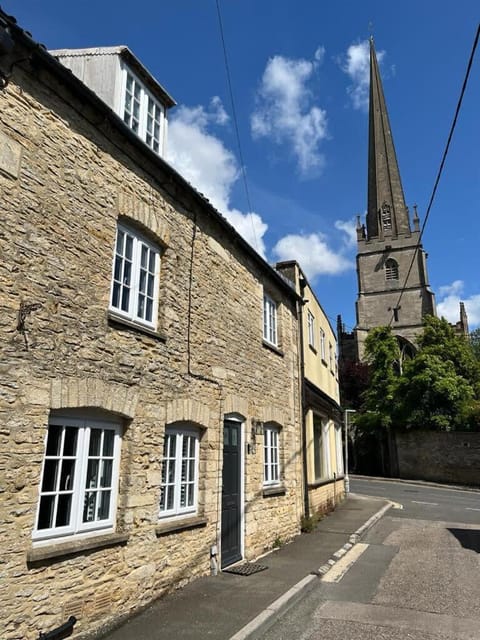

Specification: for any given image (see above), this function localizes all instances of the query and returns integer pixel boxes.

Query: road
[258,477,480,640]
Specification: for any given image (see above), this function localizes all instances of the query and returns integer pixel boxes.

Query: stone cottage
[0,11,304,639]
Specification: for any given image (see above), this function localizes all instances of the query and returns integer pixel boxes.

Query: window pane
[167,486,174,510]
[121,287,130,312]
[141,245,148,268]
[188,483,194,506]
[38,495,55,530]
[56,494,72,527]
[42,459,59,492]
[103,430,114,456]
[63,427,77,456]
[83,491,97,522]
[125,235,133,260]
[145,298,153,322]
[89,429,101,456]
[60,459,75,491]
[100,460,113,488]
[98,491,111,520]
[46,425,62,456]
[86,459,99,489]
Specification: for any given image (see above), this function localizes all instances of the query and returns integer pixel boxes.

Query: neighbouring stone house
[276,262,344,515]
[0,12,305,639]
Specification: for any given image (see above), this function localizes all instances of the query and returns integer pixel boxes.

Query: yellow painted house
[276,262,345,515]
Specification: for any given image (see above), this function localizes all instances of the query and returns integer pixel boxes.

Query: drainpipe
[298,277,309,520]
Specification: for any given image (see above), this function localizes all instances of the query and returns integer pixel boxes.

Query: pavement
[100,493,393,640]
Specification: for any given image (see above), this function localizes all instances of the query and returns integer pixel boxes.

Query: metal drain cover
[223,562,268,576]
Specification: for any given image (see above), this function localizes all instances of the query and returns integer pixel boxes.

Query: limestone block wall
[0,55,303,640]
[395,431,480,486]
[308,479,345,515]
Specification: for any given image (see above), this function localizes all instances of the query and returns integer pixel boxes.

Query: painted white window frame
[335,424,344,476]
[263,293,278,346]
[313,414,324,481]
[263,424,280,486]
[109,222,161,330]
[323,420,332,479]
[319,328,326,362]
[33,416,122,542]
[159,425,200,519]
[120,65,166,156]
[307,311,315,348]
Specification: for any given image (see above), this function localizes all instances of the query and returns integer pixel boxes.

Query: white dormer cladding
[49,46,175,158]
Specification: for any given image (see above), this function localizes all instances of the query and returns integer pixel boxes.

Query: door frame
[220,413,245,566]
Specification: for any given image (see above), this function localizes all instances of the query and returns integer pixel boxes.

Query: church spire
[367,38,411,239]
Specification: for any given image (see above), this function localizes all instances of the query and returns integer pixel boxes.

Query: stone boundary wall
[395,431,480,486]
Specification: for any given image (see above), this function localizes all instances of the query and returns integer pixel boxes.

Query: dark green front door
[221,419,242,568]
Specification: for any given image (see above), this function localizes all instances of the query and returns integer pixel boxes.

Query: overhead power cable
[388,22,480,327]
[215,0,259,253]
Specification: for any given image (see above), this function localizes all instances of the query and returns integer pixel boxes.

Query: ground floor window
[159,426,200,518]
[313,414,331,481]
[263,424,280,485]
[335,424,344,475]
[34,415,122,541]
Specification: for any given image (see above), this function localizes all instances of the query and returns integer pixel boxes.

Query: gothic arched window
[385,258,399,281]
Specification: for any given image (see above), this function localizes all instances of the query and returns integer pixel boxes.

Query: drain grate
[223,562,268,576]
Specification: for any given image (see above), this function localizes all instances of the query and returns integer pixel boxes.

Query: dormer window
[121,68,165,155]
[385,258,399,281]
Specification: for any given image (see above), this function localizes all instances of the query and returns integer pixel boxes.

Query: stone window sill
[308,475,345,490]
[27,532,129,564]
[262,340,284,357]
[156,515,208,537]
[107,311,167,342]
[262,484,286,498]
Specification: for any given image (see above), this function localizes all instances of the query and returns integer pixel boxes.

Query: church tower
[353,38,436,360]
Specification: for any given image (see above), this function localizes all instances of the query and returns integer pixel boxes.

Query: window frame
[335,424,344,476]
[263,293,278,347]
[319,328,326,362]
[159,425,200,520]
[263,424,280,486]
[109,222,161,330]
[307,310,315,349]
[120,65,166,156]
[385,258,399,281]
[33,416,122,543]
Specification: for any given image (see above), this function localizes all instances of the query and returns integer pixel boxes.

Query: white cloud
[314,46,326,64]
[251,52,328,175]
[168,99,267,257]
[340,40,385,111]
[334,218,357,248]
[273,232,353,280]
[436,280,480,329]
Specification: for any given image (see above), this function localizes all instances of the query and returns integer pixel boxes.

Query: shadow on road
[448,528,480,553]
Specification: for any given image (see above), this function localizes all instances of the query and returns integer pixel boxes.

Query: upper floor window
[264,424,280,486]
[110,223,161,329]
[385,258,399,281]
[307,311,315,349]
[329,342,334,372]
[159,426,200,518]
[122,68,165,155]
[263,294,278,346]
[319,328,326,362]
[34,416,122,541]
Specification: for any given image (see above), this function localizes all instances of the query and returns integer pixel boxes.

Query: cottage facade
[276,262,344,515]
[0,14,303,639]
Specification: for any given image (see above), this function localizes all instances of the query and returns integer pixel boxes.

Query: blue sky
[5,1,480,331]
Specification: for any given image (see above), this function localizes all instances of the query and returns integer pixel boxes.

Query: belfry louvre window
[110,223,160,329]
[159,427,199,518]
[122,69,165,155]
[385,258,399,281]
[34,417,121,541]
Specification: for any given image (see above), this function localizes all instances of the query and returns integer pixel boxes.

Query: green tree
[356,326,401,431]
[394,352,475,431]
[470,328,480,362]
